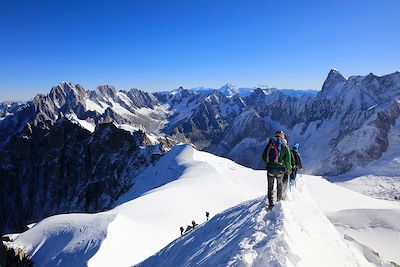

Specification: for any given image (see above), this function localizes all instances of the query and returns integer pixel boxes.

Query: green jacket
[264,139,292,172]
[280,144,292,171]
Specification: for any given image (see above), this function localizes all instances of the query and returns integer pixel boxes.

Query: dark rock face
[0,119,163,234]
[0,101,24,119]
[0,83,175,234]
[0,241,33,267]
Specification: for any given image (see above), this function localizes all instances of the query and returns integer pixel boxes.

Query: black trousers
[267,172,285,206]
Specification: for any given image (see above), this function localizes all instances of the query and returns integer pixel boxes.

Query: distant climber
[290,143,302,185]
[184,225,192,234]
[262,130,292,210]
[180,226,184,236]
[206,211,210,221]
[192,220,198,229]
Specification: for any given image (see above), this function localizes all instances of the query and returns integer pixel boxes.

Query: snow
[330,209,400,264]
[138,177,383,267]
[65,113,96,132]
[6,213,115,267]
[117,92,133,107]
[114,123,142,133]
[167,97,200,125]
[5,147,400,266]
[343,235,392,267]
[329,117,400,201]
[108,99,133,116]
[6,145,266,266]
[85,99,107,114]
[304,175,400,264]
[367,104,378,111]
[331,175,400,201]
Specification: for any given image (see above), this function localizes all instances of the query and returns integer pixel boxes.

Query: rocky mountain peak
[127,88,159,109]
[219,83,239,97]
[327,68,345,79]
[95,85,118,101]
[318,69,347,99]
[50,82,87,99]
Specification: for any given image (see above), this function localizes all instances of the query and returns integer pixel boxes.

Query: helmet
[274,130,285,139]
[292,143,300,152]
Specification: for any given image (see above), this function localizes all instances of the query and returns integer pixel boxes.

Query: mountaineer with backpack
[290,143,302,186]
[262,130,292,210]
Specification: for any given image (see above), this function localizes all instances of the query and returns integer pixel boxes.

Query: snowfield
[4,145,400,266]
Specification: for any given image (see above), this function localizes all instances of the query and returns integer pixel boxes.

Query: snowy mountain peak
[219,83,239,97]
[318,69,347,99]
[50,82,87,98]
[328,68,345,78]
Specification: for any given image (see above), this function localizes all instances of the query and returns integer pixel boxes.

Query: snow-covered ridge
[138,178,394,267]
[4,145,267,266]
[4,146,400,266]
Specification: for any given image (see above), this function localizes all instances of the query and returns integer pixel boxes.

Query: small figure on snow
[192,220,198,229]
[206,211,210,221]
[180,226,184,236]
[184,225,192,234]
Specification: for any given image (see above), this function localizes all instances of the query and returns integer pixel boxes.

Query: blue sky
[1,0,399,101]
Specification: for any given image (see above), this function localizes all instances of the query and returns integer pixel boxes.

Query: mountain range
[1,69,400,236]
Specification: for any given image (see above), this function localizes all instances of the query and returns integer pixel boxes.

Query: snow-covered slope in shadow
[137,179,382,267]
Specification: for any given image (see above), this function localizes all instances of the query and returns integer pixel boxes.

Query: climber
[262,130,292,210]
[206,211,210,221]
[290,143,302,185]
[180,226,184,236]
[184,225,192,234]
[192,220,198,229]
[282,133,291,195]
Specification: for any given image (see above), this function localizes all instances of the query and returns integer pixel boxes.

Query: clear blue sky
[1,0,399,101]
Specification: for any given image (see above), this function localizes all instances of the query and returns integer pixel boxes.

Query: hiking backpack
[262,137,283,164]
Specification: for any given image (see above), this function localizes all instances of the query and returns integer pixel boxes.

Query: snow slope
[305,175,400,264]
[138,180,370,267]
[4,146,400,267]
[5,145,267,266]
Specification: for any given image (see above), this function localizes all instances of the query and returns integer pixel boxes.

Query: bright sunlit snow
[4,146,400,266]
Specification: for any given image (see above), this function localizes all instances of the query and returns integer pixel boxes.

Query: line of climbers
[262,130,303,210]
[179,211,210,236]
